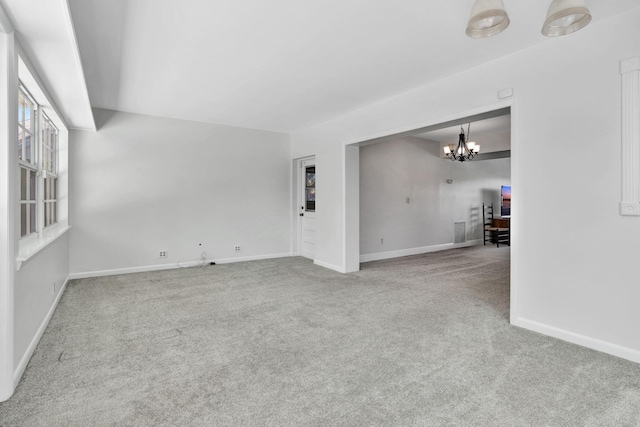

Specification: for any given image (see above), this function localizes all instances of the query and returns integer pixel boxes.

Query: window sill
[17,223,70,271]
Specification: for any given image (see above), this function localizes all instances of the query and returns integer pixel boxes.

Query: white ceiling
[4,1,640,132]
[0,0,95,130]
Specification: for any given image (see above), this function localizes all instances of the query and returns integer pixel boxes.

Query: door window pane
[305,166,316,212]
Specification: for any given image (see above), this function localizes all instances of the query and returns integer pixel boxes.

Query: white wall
[360,136,510,256]
[69,109,291,275]
[14,233,69,368]
[0,15,18,402]
[291,9,640,362]
[0,15,72,400]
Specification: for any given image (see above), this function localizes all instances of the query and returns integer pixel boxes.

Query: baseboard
[213,253,291,264]
[360,239,483,263]
[313,259,346,273]
[68,253,293,280]
[14,276,70,387]
[513,317,640,364]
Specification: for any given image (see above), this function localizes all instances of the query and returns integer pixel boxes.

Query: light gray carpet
[1,246,639,426]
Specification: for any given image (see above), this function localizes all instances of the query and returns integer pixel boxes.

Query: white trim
[620,56,640,216]
[214,253,292,265]
[61,0,96,131]
[0,26,18,403]
[13,276,70,387]
[16,224,70,270]
[360,240,483,263]
[508,101,519,324]
[17,45,68,132]
[313,259,346,273]
[513,317,640,364]
[341,145,347,271]
[342,99,515,148]
[69,252,293,280]
[0,3,13,34]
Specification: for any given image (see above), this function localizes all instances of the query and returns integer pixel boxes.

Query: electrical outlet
[159,250,167,258]
[380,238,384,244]
[234,246,241,252]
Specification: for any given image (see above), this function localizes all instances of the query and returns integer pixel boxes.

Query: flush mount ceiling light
[466,0,592,38]
[541,0,592,37]
[466,0,510,38]
[443,124,480,163]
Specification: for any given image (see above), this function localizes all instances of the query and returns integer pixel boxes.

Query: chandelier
[466,0,592,39]
[443,124,480,162]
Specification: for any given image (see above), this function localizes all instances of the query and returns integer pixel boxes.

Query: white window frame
[42,113,58,229]
[18,81,59,240]
[18,84,38,239]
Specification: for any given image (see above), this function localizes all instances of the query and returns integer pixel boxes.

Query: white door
[299,158,316,260]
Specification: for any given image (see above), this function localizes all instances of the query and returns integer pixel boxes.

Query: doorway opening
[344,101,517,322]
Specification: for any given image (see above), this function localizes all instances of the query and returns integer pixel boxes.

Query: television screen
[501,185,511,217]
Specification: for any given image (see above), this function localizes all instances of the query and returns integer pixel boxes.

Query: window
[18,84,59,238]
[18,86,38,238]
[42,115,58,228]
[18,88,35,163]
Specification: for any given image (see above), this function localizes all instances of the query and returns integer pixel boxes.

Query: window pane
[44,177,50,199]
[306,166,315,187]
[45,176,56,200]
[25,102,32,128]
[30,203,36,233]
[52,201,56,224]
[25,133,31,163]
[18,126,23,160]
[20,204,27,237]
[306,188,315,211]
[52,135,57,172]
[30,170,36,200]
[20,168,27,199]
[45,202,50,227]
[52,177,57,200]
[306,188,316,202]
[18,92,23,124]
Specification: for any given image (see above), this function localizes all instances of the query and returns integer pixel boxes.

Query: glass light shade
[542,0,591,37]
[466,141,476,150]
[473,145,480,153]
[466,0,510,38]
[443,146,451,154]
